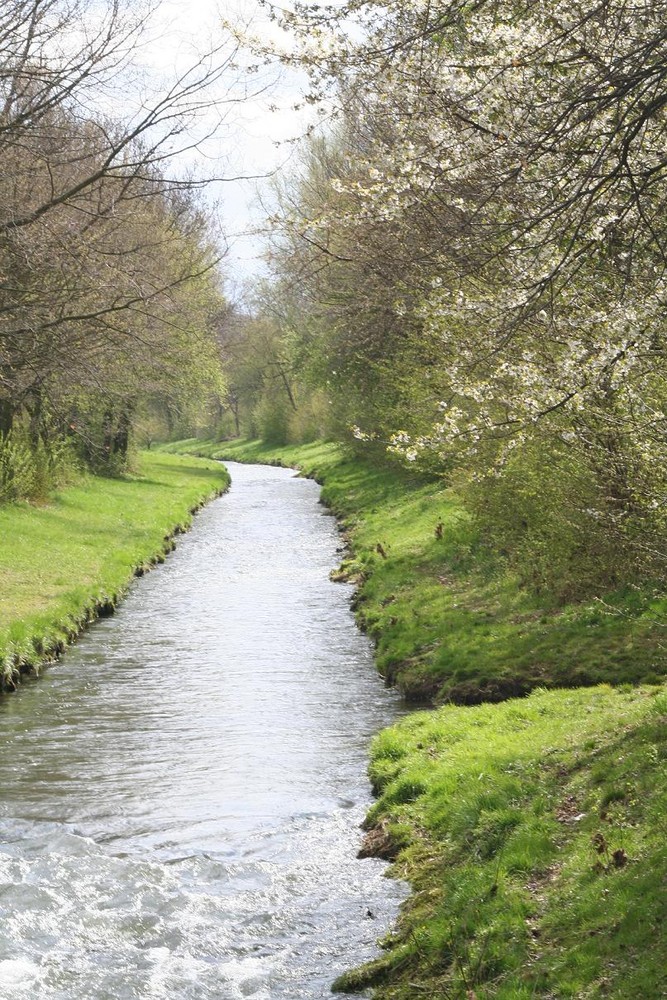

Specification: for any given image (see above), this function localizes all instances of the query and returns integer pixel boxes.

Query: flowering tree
[259,0,667,590]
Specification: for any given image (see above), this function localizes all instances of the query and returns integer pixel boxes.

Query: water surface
[0,462,406,998]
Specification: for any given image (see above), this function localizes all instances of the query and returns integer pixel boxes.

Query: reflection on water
[0,462,406,998]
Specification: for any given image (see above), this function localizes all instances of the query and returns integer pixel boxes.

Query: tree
[0,0,241,479]
[253,0,667,591]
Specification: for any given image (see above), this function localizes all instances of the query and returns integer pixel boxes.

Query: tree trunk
[27,387,44,448]
[0,397,14,437]
[102,410,115,457]
[112,406,132,457]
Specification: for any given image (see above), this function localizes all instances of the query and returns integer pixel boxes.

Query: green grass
[0,450,229,688]
[164,437,667,703]
[333,685,667,999]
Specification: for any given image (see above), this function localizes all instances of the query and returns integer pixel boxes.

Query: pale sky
[141,0,316,294]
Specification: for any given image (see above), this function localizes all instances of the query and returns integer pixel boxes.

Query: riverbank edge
[0,452,230,695]
[161,437,667,1000]
[159,438,667,705]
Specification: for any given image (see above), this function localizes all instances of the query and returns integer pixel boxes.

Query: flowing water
[0,462,407,999]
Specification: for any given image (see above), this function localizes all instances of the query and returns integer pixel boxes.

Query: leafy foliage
[0,430,77,503]
[234,0,667,599]
[0,1,235,494]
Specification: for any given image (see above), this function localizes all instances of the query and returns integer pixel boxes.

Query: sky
[142,0,316,294]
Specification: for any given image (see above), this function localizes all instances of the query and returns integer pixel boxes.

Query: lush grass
[0,450,229,688]
[165,437,667,998]
[164,437,667,703]
[333,684,667,999]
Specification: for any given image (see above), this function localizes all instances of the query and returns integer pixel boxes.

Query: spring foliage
[0,0,235,496]
[240,0,667,598]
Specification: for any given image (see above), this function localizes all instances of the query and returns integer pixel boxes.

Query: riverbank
[163,437,667,999]
[162,438,667,703]
[337,684,667,999]
[0,451,229,691]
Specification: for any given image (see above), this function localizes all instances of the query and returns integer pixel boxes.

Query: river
[0,462,406,999]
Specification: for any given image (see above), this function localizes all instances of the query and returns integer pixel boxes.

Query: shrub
[0,431,79,504]
[463,438,633,602]
[0,433,37,502]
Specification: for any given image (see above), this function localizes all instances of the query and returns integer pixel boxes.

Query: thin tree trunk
[0,398,14,437]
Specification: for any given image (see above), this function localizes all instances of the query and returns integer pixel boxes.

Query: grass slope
[0,450,229,689]
[164,437,667,999]
[336,685,667,999]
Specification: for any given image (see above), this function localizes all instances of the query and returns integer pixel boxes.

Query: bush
[463,438,633,602]
[0,431,78,504]
[252,394,292,446]
[0,433,37,502]
[287,389,333,444]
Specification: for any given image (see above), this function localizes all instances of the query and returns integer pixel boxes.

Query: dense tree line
[235,0,667,601]
[0,0,233,499]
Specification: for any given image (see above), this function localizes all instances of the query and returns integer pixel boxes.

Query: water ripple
[0,463,406,998]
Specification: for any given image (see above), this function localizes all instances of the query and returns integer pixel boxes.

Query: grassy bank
[163,437,667,703]
[0,450,229,690]
[335,685,667,999]
[164,437,667,998]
